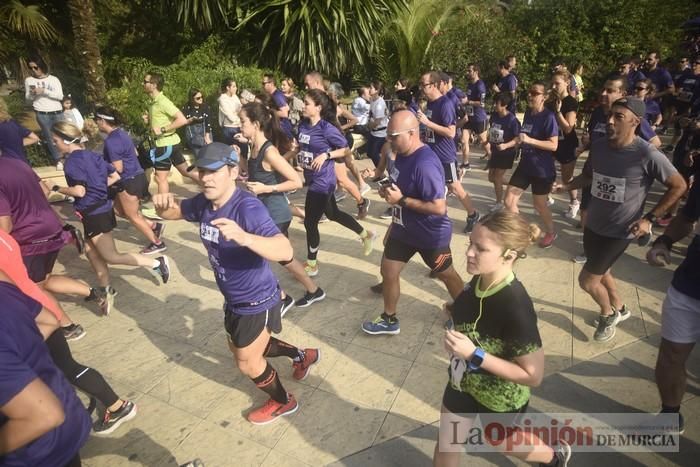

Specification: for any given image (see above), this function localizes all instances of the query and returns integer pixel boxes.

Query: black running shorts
[384,236,453,273]
[582,228,631,275]
[224,301,283,348]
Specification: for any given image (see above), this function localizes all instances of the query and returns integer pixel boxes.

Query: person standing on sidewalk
[24,56,65,169]
[362,111,464,335]
[418,71,481,234]
[647,175,700,435]
[561,97,686,342]
[153,143,320,425]
[143,71,199,194]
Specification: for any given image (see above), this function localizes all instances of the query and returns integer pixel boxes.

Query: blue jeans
[35,111,65,162]
[366,134,385,168]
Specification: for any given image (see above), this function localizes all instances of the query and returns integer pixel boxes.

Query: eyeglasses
[194,95,203,100]
[29,65,39,70]
[635,87,648,91]
[143,80,151,84]
[528,90,544,96]
[420,82,434,88]
[387,127,417,139]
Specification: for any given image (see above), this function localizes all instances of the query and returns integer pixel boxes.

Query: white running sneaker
[564,202,580,219]
[547,195,555,206]
[360,183,371,196]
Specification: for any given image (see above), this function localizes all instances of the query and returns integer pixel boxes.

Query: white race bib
[450,355,467,388]
[298,151,314,170]
[489,126,504,144]
[392,206,404,226]
[592,171,626,203]
[298,133,311,144]
[464,105,474,116]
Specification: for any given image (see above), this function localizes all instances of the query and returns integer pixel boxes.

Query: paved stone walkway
[41,148,698,467]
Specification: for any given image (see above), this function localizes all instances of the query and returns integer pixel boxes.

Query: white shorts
[661,285,700,344]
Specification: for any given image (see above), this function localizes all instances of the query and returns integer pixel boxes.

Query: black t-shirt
[449,273,542,412]
[554,96,579,157]
[672,181,700,299]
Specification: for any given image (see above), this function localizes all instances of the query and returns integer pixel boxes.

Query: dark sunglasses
[194,95,203,100]
[143,80,151,84]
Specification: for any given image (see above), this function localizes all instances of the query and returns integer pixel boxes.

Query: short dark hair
[146,71,164,91]
[498,60,509,70]
[467,63,480,75]
[494,92,512,108]
[263,73,276,85]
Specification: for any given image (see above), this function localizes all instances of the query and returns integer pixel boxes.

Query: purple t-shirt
[103,128,144,180]
[425,95,457,164]
[488,111,521,158]
[647,67,674,93]
[0,282,91,467]
[466,80,488,122]
[498,73,518,113]
[0,120,31,164]
[388,145,451,248]
[0,158,66,256]
[63,149,114,215]
[644,98,661,125]
[297,119,347,194]
[271,89,293,138]
[181,189,282,314]
[519,108,558,178]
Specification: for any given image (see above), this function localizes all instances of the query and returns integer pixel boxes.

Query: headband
[95,112,115,121]
[52,129,80,144]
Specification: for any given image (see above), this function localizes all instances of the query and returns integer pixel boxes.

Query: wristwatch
[160,126,167,135]
[467,347,485,372]
[643,212,657,224]
[326,152,332,160]
[398,196,408,207]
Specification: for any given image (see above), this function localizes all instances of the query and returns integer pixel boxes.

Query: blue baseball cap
[194,143,239,170]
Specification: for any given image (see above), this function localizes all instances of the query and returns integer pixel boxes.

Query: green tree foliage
[506,0,699,96]
[0,1,58,69]
[105,36,267,133]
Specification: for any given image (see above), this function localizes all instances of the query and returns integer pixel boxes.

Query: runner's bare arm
[152,193,184,220]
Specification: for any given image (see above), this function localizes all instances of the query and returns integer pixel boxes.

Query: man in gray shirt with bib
[563,97,686,342]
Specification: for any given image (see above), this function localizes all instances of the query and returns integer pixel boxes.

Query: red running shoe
[247,394,298,425]
[293,348,321,381]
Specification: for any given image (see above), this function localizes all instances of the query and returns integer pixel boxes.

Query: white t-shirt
[24,75,63,112]
[369,97,388,137]
[218,93,241,127]
[351,97,371,125]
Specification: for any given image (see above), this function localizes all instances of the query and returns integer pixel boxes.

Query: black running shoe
[370,282,383,294]
[295,288,326,307]
[62,323,86,341]
[63,224,85,254]
[280,294,295,317]
[153,256,170,284]
[141,241,167,255]
[93,400,137,436]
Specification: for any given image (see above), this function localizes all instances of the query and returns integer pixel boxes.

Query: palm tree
[0,0,58,70]
[67,0,106,103]
[172,0,408,77]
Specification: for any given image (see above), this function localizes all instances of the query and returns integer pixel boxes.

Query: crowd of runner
[0,32,699,467]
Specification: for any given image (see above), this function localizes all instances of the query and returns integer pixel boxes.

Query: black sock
[263,337,304,362]
[381,312,397,323]
[85,288,97,302]
[661,404,680,413]
[252,362,288,404]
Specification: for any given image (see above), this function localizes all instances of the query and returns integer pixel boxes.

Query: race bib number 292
[591,172,626,203]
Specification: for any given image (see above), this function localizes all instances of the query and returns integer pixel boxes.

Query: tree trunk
[67,0,106,104]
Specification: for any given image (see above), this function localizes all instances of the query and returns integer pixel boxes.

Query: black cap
[612,97,646,119]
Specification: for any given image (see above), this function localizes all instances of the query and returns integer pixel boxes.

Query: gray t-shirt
[585,137,677,239]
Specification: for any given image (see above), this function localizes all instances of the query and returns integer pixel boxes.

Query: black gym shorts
[121,173,150,199]
[22,250,60,283]
[582,228,631,275]
[224,301,283,348]
[384,236,453,273]
[442,161,459,184]
[81,209,117,239]
[466,120,488,134]
[508,164,554,196]
[153,144,187,171]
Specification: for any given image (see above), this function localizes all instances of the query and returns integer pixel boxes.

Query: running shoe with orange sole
[247,394,298,425]
[293,348,321,381]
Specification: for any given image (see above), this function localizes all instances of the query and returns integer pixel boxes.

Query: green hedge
[105,36,271,138]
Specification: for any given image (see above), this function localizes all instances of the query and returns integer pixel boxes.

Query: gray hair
[327,82,344,99]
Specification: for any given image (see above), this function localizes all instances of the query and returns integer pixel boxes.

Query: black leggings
[304,190,364,260]
[46,331,120,409]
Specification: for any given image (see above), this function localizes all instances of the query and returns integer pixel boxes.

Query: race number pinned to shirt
[298,133,311,145]
[592,171,626,203]
[425,109,436,143]
[450,355,467,388]
[489,125,504,144]
[201,223,220,243]
[592,123,607,138]
[464,105,474,117]
[298,151,314,170]
[392,206,404,226]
